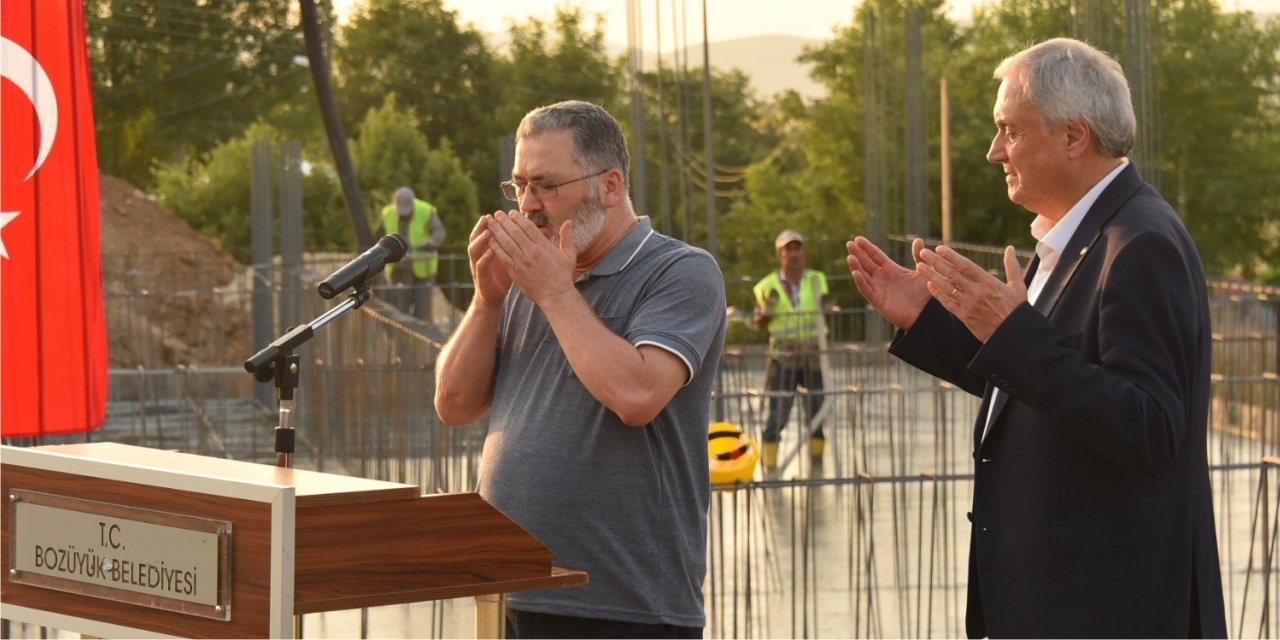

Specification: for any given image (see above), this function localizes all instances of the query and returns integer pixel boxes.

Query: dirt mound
[99,175,251,367]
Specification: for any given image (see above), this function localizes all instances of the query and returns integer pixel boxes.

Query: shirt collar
[584,216,654,279]
[1030,159,1129,258]
[778,269,803,284]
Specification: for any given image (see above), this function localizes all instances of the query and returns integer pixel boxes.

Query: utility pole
[626,0,649,218]
[940,75,952,243]
[700,0,717,261]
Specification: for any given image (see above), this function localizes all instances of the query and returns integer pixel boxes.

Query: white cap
[775,229,804,249]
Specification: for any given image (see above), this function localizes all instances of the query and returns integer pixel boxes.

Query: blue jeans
[389,268,434,321]
[762,356,824,443]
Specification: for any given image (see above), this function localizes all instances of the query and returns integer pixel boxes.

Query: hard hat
[708,421,759,486]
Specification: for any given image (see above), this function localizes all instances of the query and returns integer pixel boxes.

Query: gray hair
[516,100,631,192]
[994,38,1136,157]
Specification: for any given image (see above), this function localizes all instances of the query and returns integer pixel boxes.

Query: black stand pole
[271,352,299,468]
[244,287,372,468]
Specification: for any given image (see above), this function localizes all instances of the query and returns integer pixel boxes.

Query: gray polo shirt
[478,216,726,627]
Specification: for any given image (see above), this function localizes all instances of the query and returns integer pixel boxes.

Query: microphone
[317,233,409,299]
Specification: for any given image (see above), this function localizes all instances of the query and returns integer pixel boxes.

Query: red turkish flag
[1,0,108,436]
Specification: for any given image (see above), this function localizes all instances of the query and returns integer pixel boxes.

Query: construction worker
[752,229,828,470]
[381,186,445,321]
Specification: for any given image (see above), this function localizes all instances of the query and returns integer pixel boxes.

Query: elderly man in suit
[846,38,1226,638]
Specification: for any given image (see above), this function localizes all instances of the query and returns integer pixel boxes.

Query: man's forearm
[434,301,501,424]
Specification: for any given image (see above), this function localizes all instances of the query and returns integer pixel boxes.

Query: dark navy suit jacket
[891,164,1227,638]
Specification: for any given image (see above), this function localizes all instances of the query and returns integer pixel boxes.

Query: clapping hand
[914,244,1027,342]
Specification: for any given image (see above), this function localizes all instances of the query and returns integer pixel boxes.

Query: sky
[337,0,1279,45]
[436,0,882,43]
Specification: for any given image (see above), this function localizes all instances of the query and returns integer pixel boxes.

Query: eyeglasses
[500,168,609,202]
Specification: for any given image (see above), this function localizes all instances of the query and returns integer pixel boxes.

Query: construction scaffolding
[7,245,1278,639]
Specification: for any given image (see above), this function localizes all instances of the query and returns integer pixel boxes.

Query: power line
[87,17,303,57]
[95,66,308,128]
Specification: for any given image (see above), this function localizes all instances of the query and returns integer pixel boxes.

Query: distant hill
[669,34,828,100]
[620,34,828,101]
[486,30,828,100]
[491,31,829,100]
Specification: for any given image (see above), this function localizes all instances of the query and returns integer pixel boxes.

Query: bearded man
[434,100,726,639]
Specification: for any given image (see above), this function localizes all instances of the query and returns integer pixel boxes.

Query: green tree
[153,123,348,262]
[86,0,313,189]
[726,0,959,280]
[350,94,479,254]
[717,91,829,278]
[1154,1,1280,278]
[493,7,622,130]
[951,0,1280,277]
[631,66,781,260]
[929,4,1032,250]
[336,0,501,212]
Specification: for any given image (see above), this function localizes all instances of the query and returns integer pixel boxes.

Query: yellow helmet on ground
[708,421,759,485]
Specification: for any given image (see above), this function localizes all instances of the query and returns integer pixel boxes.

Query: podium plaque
[1,442,585,638]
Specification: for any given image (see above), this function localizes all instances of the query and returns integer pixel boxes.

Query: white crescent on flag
[1,0,108,437]
[1,35,59,260]
[1,35,59,179]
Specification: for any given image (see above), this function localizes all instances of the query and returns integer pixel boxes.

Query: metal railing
[5,247,1277,638]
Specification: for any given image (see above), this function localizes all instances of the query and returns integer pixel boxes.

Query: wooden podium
[0,442,586,638]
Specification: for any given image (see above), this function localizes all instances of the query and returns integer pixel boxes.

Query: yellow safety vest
[381,199,439,279]
[753,270,828,343]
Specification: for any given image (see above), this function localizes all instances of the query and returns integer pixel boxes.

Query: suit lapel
[976,164,1145,450]
[1033,164,1143,317]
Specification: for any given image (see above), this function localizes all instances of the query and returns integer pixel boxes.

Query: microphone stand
[244,285,372,468]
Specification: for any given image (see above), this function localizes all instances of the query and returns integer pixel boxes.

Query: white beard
[560,187,608,253]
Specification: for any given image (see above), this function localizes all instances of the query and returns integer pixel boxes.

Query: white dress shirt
[981,160,1129,442]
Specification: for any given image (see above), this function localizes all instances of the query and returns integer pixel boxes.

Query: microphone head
[316,234,411,300]
[382,233,409,262]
